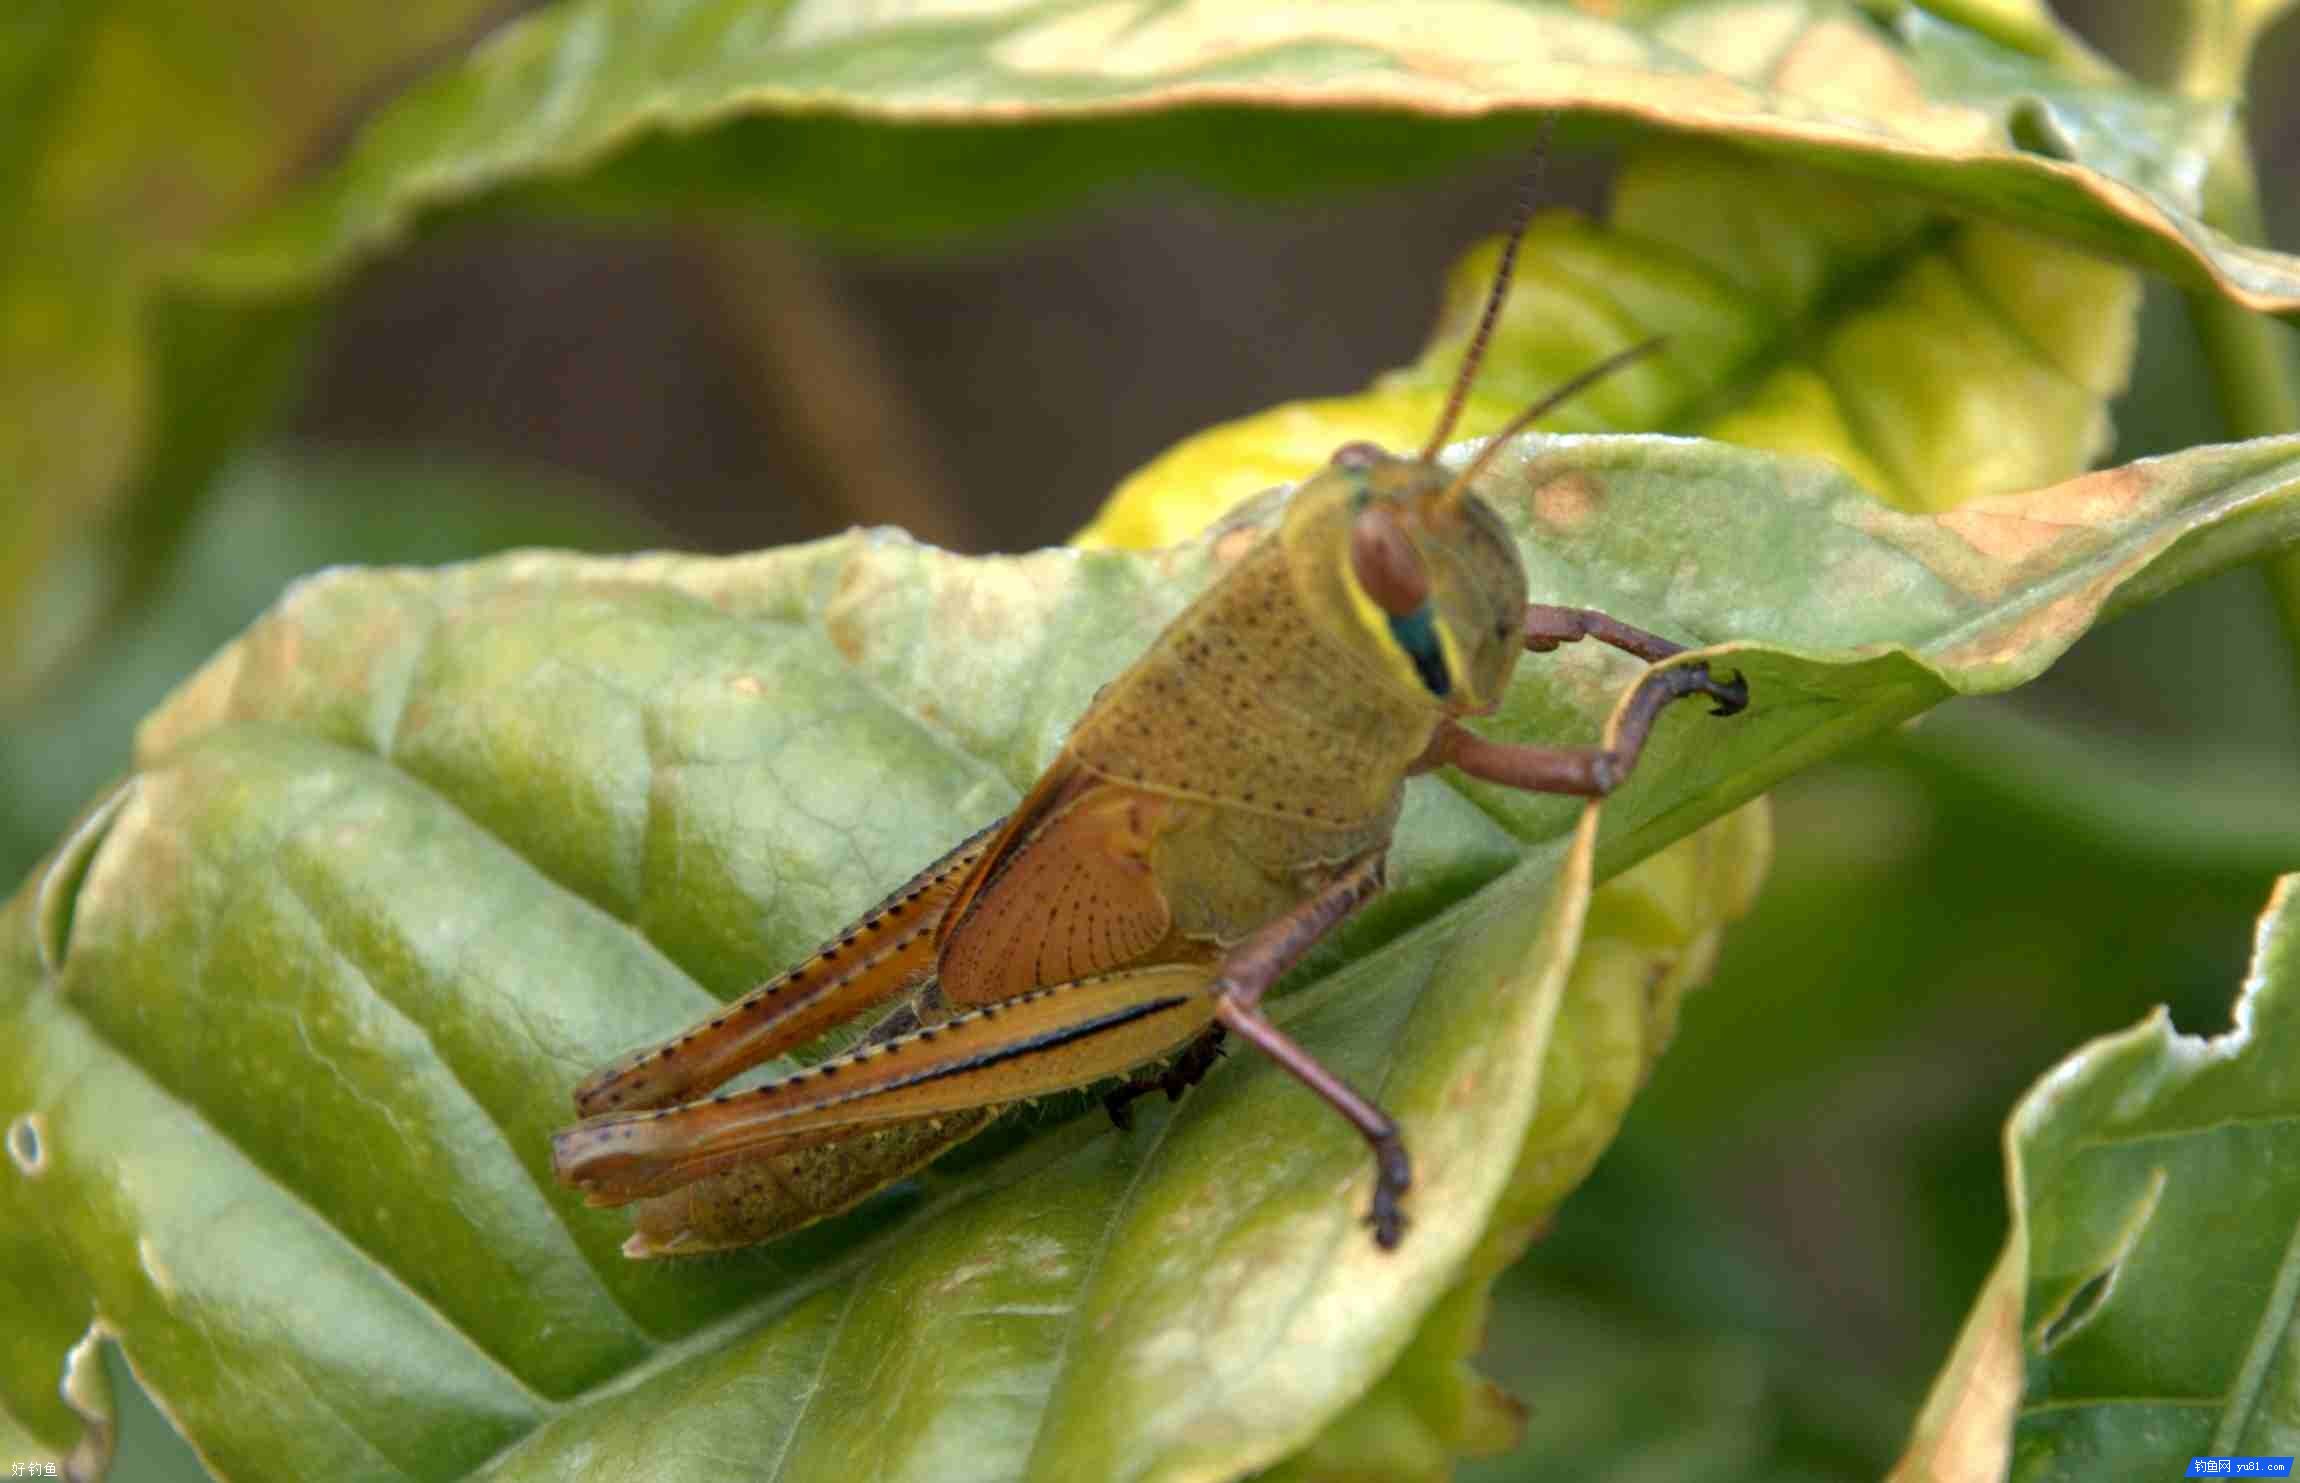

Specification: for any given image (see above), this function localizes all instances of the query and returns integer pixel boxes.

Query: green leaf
[6,428,2300,1477]
[0,1411,58,1478]
[1897,873,2300,1481]
[212,0,2291,311]
[0,0,518,704]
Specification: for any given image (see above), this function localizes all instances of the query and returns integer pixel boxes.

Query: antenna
[1418,120,1554,464]
[1435,336,1668,510]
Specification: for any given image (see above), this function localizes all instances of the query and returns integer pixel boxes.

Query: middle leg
[1191,853,1418,1248]
[1104,1025,1226,1132]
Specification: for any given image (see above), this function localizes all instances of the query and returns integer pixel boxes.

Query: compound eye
[1331,440,1386,471]
[1349,502,1429,617]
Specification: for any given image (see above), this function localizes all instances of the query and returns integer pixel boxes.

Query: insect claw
[1701,666,1750,717]
[1365,1136,1413,1250]
[1103,1092,1139,1133]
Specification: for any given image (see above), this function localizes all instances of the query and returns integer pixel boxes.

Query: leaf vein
[764,1272,869,1483]
[273,858,657,1349]
[2211,1203,2300,1452]
[1019,1093,1189,1480]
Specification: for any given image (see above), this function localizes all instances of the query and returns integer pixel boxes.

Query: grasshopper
[550,201,1748,1258]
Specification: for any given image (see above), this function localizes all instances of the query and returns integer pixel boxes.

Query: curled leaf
[1898,874,2300,1479]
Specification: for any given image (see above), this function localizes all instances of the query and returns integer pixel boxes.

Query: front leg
[1521,603,1688,662]
[1421,659,1748,797]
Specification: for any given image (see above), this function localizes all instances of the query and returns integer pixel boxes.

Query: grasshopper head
[1313,440,1529,716]
[1282,174,1662,715]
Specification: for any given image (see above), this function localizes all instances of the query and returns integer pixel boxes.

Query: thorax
[1061,526,1440,831]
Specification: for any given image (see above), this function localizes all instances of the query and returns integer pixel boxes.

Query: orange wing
[929,761,1080,948]
[936,773,1181,1006]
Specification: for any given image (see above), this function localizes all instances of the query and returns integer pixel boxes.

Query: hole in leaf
[2008,98,2077,162]
[6,1113,45,1176]
[2040,1266,2113,1350]
[2035,1167,2164,1351]
[35,781,133,976]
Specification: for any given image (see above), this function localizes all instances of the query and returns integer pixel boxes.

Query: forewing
[938,778,1181,1006]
